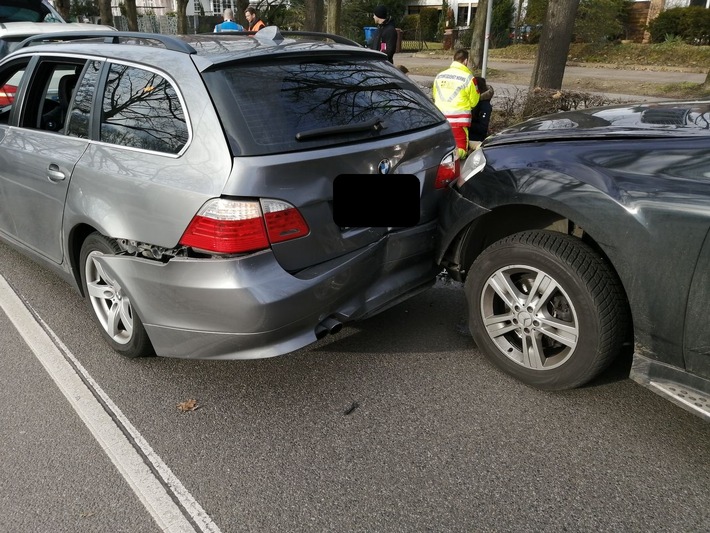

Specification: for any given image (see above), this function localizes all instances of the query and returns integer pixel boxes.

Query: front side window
[0,58,29,124]
[100,64,188,154]
[18,58,86,132]
[207,58,443,156]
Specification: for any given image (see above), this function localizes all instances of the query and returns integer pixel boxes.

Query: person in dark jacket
[370,5,398,63]
[469,76,494,147]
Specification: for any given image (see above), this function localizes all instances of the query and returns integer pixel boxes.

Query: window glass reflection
[221,60,441,152]
[67,60,102,139]
[101,64,188,154]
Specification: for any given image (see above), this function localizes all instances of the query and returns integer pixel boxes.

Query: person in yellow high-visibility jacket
[432,49,480,159]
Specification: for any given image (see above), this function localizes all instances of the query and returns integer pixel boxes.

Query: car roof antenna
[253,26,284,44]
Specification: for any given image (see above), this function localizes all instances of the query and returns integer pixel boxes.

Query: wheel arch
[68,223,101,297]
[442,204,563,281]
[444,203,625,290]
[443,201,635,343]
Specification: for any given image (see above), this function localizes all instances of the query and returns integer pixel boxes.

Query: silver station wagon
[0,29,457,359]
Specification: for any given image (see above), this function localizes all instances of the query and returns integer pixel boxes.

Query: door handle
[47,163,66,182]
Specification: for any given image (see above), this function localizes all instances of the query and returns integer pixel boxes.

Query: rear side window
[209,58,443,155]
[100,64,188,154]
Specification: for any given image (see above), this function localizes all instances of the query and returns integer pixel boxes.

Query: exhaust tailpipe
[315,316,343,339]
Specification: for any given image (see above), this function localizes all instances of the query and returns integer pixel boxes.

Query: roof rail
[18,31,197,54]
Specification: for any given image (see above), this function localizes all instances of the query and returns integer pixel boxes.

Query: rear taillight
[0,84,17,107]
[179,198,309,254]
[435,151,460,189]
[261,199,309,244]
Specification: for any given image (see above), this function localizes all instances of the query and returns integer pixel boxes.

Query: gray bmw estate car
[438,100,710,421]
[0,29,458,359]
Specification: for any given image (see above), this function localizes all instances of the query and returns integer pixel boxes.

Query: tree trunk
[236,0,250,28]
[304,0,324,32]
[176,0,189,34]
[705,69,710,86]
[529,0,580,90]
[469,0,489,70]
[326,0,342,35]
[55,0,71,21]
[99,0,113,27]
[125,0,138,31]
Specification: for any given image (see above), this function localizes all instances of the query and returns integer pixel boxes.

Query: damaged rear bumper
[94,221,439,359]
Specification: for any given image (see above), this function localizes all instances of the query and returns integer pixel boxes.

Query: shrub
[400,14,419,34]
[491,0,515,48]
[649,6,710,45]
[419,8,439,41]
[491,88,617,134]
[574,0,630,43]
[679,6,710,45]
[457,27,472,49]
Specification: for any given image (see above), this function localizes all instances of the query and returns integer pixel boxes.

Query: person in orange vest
[432,49,480,160]
[244,6,266,32]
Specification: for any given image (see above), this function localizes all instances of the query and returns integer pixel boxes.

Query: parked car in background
[0,0,115,57]
[437,100,710,421]
[0,28,455,360]
[508,24,542,44]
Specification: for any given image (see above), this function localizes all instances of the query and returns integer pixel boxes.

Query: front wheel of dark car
[464,230,628,390]
[80,233,154,358]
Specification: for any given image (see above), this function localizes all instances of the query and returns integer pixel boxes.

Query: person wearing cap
[214,8,244,32]
[244,6,266,32]
[370,5,398,63]
[432,49,480,159]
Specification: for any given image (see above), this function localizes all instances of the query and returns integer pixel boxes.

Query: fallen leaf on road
[177,398,199,412]
[344,401,359,415]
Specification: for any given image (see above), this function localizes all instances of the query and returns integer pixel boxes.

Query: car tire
[80,232,154,358]
[464,230,628,390]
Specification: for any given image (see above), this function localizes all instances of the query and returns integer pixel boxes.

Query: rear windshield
[205,58,444,156]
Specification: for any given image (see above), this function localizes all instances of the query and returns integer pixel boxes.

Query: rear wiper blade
[295,117,386,142]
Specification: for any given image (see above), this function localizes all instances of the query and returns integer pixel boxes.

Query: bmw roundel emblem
[378,159,392,174]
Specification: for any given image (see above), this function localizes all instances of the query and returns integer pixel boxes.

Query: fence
[399,28,428,52]
[112,15,222,35]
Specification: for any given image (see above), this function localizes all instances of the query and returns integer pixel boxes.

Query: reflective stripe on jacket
[433,61,480,126]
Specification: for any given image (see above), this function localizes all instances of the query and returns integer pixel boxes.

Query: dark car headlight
[457,148,486,186]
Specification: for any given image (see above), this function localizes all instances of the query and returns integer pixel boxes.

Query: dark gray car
[437,100,710,421]
[0,29,458,359]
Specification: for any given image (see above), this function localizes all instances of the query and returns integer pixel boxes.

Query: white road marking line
[0,275,221,533]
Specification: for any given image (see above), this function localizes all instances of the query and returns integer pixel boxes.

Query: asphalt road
[397,54,707,102]
[1,241,709,532]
